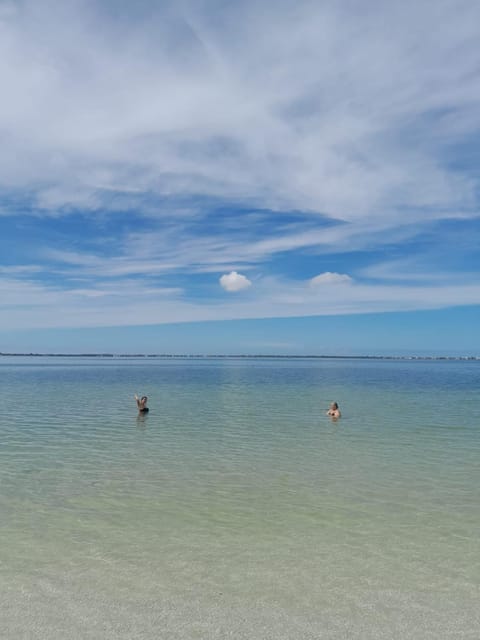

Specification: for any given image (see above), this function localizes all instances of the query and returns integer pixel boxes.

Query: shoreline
[0,352,479,361]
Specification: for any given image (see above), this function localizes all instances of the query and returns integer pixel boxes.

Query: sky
[1,0,480,355]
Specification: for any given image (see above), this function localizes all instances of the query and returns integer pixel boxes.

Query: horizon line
[1,352,479,361]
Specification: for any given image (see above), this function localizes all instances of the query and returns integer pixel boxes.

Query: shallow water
[1,357,479,638]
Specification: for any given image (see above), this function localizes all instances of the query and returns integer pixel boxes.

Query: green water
[0,357,479,638]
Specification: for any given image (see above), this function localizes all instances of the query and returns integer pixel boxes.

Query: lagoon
[1,356,479,638]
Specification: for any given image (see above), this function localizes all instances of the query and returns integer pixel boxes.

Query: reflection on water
[136,412,148,428]
[0,357,479,639]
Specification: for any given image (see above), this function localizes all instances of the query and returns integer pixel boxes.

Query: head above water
[141,396,148,402]
[330,402,339,410]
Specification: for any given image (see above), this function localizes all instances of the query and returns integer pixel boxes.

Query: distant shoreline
[1,353,479,361]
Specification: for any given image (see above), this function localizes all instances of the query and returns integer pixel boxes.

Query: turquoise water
[1,356,479,639]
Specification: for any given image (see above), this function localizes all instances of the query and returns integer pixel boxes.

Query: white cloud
[310,272,352,286]
[358,258,480,285]
[1,0,480,332]
[0,0,478,229]
[1,271,480,331]
[219,271,252,292]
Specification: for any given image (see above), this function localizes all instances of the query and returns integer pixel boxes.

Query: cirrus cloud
[0,0,479,227]
[1,0,480,343]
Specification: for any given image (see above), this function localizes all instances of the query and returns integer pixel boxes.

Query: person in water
[326,402,341,419]
[135,394,149,413]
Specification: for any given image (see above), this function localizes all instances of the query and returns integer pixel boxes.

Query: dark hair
[141,396,148,402]
[332,402,338,409]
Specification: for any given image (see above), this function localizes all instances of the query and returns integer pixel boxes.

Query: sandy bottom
[3,562,479,640]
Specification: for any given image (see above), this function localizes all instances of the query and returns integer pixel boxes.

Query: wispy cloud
[1,0,480,334]
[1,0,479,225]
[1,268,480,331]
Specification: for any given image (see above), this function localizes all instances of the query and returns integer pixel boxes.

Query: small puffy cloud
[310,272,352,287]
[220,271,252,292]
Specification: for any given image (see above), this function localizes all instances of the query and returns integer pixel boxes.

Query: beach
[1,356,479,638]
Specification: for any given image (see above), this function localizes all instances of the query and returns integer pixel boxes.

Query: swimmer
[326,402,341,419]
[135,394,149,413]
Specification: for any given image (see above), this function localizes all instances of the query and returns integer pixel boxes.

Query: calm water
[0,356,479,639]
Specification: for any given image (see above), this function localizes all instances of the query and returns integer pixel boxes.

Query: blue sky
[0,0,479,354]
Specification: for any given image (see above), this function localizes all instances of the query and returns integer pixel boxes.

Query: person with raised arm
[135,394,149,413]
